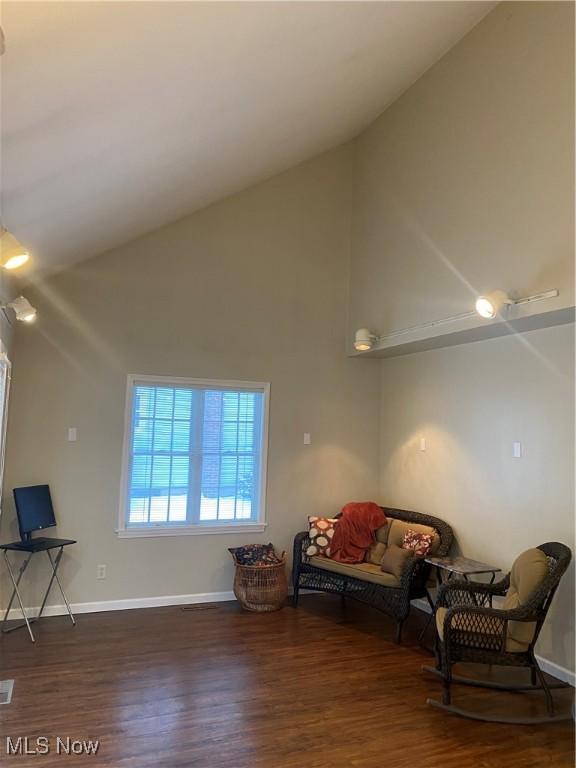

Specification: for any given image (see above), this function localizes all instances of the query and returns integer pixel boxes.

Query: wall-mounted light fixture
[474,290,511,319]
[475,288,559,320]
[354,328,378,351]
[1,296,37,323]
[0,229,30,270]
[355,288,560,352]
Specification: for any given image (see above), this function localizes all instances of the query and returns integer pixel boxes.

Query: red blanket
[330,502,387,563]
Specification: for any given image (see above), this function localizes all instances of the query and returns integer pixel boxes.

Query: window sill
[116,522,268,539]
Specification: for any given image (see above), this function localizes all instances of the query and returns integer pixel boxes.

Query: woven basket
[233,552,288,612]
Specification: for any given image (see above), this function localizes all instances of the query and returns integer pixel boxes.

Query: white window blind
[119,376,269,535]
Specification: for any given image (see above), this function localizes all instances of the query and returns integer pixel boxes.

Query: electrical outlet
[96,564,107,580]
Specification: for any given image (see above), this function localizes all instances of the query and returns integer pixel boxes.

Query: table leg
[418,567,442,650]
[1,551,36,642]
[37,548,60,620]
[41,548,75,626]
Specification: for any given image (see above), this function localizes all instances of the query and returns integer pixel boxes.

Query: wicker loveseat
[292,506,453,642]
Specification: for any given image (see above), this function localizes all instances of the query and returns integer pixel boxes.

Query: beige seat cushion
[387,519,440,556]
[309,555,400,588]
[436,548,549,653]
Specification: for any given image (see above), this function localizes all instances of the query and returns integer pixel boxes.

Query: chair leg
[293,584,300,607]
[442,662,452,706]
[434,636,442,671]
[530,665,537,687]
[533,658,554,716]
[395,620,403,644]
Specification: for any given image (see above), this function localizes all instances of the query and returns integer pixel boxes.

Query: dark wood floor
[0,596,573,767]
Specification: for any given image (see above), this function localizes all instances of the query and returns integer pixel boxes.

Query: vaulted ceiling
[1,1,494,277]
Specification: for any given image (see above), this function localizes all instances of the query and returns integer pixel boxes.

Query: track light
[354,328,378,351]
[355,288,560,352]
[2,296,37,323]
[475,290,511,319]
[0,229,30,270]
[475,289,559,319]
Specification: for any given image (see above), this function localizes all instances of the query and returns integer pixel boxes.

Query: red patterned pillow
[402,529,433,558]
[306,517,338,557]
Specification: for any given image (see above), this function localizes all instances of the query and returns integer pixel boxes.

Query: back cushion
[387,519,440,556]
[365,541,387,565]
[503,548,549,650]
[365,523,390,563]
[506,548,549,605]
[375,523,390,546]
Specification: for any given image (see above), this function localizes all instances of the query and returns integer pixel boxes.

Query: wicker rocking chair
[423,542,572,724]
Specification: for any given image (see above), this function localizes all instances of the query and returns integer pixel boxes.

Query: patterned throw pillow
[402,529,433,558]
[306,517,338,557]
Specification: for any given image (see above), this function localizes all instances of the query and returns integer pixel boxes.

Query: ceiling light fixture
[475,289,559,320]
[0,229,30,270]
[2,296,37,324]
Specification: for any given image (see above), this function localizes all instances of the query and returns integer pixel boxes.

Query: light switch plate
[513,441,522,458]
[68,427,77,442]
[303,433,311,445]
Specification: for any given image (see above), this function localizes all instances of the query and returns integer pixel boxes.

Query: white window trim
[117,374,270,538]
[0,350,11,513]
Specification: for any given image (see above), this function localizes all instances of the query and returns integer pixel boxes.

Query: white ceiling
[1,1,494,277]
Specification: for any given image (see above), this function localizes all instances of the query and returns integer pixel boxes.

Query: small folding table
[0,537,76,643]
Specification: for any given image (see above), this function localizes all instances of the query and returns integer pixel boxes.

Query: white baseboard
[411,597,575,688]
[534,656,576,688]
[1,587,315,622]
[4,590,236,620]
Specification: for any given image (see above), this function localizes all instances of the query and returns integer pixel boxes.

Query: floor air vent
[0,680,14,705]
[181,604,218,612]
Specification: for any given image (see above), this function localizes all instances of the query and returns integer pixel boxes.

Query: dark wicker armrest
[399,554,425,591]
[437,575,510,608]
[293,531,310,565]
[442,602,536,653]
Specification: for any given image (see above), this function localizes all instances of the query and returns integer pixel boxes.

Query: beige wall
[1,145,381,607]
[379,325,575,671]
[349,2,575,672]
[349,1,574,347]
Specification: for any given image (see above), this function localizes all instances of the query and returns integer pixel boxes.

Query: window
[118,376,269,537]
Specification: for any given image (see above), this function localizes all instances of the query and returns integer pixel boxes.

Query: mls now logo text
[5,736,100,756]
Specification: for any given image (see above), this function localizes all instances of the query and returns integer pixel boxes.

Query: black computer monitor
[13,485,57,542]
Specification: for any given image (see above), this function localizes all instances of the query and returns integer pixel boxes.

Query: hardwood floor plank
[0,596,573,767]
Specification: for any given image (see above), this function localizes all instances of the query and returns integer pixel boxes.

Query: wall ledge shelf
[350,306,575,359]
